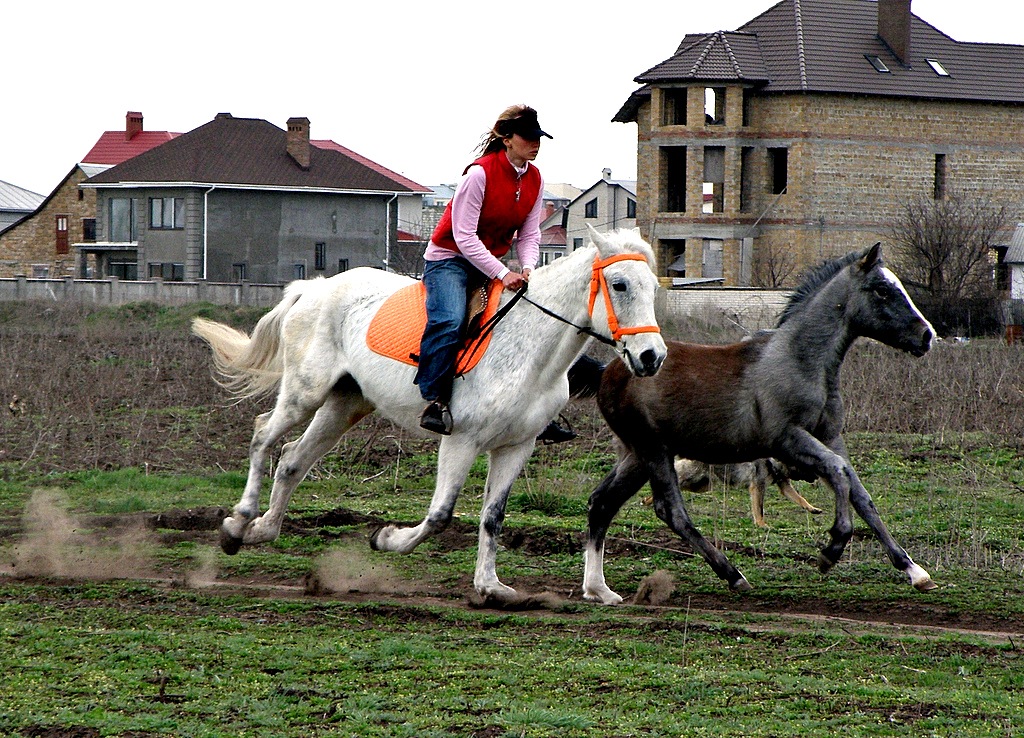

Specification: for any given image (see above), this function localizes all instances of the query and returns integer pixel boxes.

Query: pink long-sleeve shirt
[424,158,543,279]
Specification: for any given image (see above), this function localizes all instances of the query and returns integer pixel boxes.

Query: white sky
[2,0,1020,197]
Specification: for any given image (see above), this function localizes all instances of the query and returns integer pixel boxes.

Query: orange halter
[587,253,662,342]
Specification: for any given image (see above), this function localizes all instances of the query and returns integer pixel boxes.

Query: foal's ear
[859,242,882,272]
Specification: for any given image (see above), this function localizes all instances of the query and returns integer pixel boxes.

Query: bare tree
[751,241,796,288]
[886,189,1010,303]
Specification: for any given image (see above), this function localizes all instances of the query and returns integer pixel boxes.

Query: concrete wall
[0,276,790,328]
[0,277,285,308]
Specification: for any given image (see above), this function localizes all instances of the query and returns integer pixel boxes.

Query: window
[82,218,96,242]
[293,263,306,280]
[109,260,138,280]
[147,262,185,281]
[703,146,725,213]
[540,251,564,266]
[109,198,137,242]
[233,263,248,281]
[926,58,950,76]
[866,55,890,73]
[626,198,636,219]
[702,239,724,279]
[572,238,583,250]
[705,87,725,125]
[742,89,753,126]
[934,153,947,200]
[584,198,598,218]
[661,146,687,212]
[337,258,349,273]
[315,242,326,271]
[740,146,755,213]
[149,197,184,229]
[768,147,788,195]
[662,88,687,126]
[662,239,686,278]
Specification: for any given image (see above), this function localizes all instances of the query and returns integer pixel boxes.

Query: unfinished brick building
[614,0,1024,285]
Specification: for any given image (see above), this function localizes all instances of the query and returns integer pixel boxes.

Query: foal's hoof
[817,552,838,574]
[730,574,753,592]
[914,578,939,592]
[219,529,243,555]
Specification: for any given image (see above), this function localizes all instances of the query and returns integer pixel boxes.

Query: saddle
[365,279,504,375]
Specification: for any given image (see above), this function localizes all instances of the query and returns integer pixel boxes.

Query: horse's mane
[777,249,865,327]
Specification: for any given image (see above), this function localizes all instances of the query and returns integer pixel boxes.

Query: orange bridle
[587,253,662,342]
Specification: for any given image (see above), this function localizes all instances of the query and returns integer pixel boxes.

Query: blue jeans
[414,257,478,402]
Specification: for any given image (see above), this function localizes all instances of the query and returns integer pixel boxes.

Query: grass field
[0,302,1022,736]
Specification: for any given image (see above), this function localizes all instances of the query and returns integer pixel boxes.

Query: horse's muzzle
[630,347,665,377]
[906,323,934,357]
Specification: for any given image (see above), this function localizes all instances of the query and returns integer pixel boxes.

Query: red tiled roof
[313,140,430,193]
[541,225,566,247]
[81,130,180,166]
[397,229,423,242]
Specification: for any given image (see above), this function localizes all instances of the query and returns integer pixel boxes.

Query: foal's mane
[777,249,865,327]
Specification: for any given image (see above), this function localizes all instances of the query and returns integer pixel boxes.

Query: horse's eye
[872,286,890,300]
[612,281,627,292]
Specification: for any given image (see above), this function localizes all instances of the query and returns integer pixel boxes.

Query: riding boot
[420,400,453,435]
[537,415,577,444]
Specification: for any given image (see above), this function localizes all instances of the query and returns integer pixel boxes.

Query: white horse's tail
[192,283,307,400]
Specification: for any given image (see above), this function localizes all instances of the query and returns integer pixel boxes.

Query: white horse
[192,226,668,601]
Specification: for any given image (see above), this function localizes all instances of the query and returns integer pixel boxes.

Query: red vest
[431,151,542,258]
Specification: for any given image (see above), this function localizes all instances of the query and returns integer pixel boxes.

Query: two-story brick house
[615,0,1024,285]
[81,113,430,283]
[0,112,178,278]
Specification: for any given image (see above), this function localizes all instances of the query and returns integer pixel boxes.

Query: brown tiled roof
[615,0,1024,122]
[86,115,426,193]
[638,31,770,83]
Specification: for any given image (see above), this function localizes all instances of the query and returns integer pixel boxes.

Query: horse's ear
[859,242,882,272]
[587,224,612,255]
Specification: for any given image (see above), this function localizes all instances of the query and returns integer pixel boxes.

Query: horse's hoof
[730,574,753,592]
[817,552,837,574]
[907,563,937,591]
[368,526,387,551]
[583,588,624,606]
[219,529,243,556]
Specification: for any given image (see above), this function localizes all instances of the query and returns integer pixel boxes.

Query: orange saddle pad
[366,279,505,375]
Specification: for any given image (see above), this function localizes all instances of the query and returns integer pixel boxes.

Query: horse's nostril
[640,349,657,372]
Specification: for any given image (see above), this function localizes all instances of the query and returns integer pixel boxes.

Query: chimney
[286,117,311,170]
[125,111,143,141]
[878,0,912,64]
[602,167,612,182]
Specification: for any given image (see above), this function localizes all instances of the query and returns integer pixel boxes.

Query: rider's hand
[501,271,526,291]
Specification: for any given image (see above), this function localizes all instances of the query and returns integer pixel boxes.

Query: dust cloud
[5,490,157,580]
[308,544,406,595]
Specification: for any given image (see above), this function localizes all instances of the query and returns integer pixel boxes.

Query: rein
[455,253,659,376]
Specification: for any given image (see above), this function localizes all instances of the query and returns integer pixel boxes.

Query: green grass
[0,433,1022,736]
[0,583,1021,737]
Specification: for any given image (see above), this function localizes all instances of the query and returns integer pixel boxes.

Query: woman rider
[415,104,574,442]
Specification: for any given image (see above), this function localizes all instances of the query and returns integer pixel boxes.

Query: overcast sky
[2,0,1020,197]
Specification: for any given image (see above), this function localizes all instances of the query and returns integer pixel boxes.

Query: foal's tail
[192,283,307,400]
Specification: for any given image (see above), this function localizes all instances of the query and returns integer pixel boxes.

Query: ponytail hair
[476,104,536,156]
